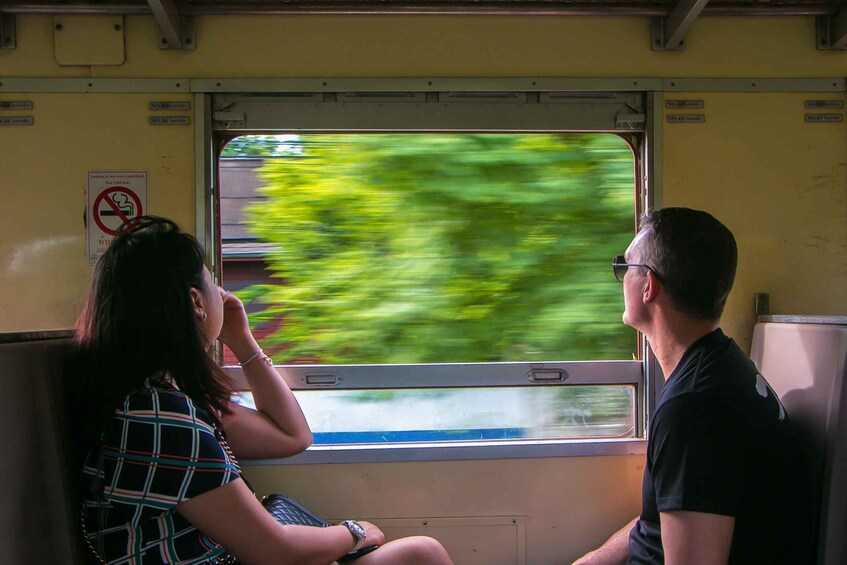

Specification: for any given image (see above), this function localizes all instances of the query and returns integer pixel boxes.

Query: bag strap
[212,431,244,564]
[217,430,258,495]
[218,433,242,475]
[80,506,108,565]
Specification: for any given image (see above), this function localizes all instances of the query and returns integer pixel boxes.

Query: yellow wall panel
[3,15,846,79]
[0,93,195,332]
[243,454,645,564]
[0,15,89,77]
[53,16,126,66]
[662,92,847,352]
[1,15,845,338]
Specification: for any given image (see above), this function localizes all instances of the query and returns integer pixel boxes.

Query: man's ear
[643,271,662,304]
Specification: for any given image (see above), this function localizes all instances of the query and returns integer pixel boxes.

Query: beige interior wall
[662,92,847,352]
[243,455,644,564]
[0,92,194,332]
[2,16,845,78]
[1,15,845,335]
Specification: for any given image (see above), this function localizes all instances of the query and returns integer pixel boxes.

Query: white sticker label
[148,116,191,125]
[0,116,33,125]
[804,100,844,110]
[666,100,704,109]
[0,101,33,110]
[805,114,843,123]
[86,171,148,264]
[667,114,705,123]
[149,101,190,111]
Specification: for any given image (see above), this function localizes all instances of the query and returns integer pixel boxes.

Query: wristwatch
[341,520,367,553]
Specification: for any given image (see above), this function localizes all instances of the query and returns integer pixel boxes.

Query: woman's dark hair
[71,216,232,451]
[637,207,738,321]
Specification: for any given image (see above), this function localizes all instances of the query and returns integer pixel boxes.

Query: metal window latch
[528,369,567,383]
[303,374,339,386]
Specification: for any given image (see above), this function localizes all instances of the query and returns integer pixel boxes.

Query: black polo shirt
[628,329,815,564]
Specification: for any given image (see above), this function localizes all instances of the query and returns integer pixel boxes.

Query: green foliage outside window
[236,133,636,365]
[220,135,290,157]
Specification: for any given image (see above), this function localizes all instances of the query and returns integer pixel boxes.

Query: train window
[211,90,648,456]
[234,385,636,445]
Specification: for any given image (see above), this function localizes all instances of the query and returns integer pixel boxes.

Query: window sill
[241,437,647,465]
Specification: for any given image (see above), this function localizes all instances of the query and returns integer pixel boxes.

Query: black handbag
[250,494,377,563]
[260,493,332,527]
[220,438,379,563]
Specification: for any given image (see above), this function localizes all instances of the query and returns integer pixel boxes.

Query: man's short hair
[636,207,738,321]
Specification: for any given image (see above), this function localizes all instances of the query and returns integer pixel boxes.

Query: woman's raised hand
[217,289,257,359]
[215,285,313,459]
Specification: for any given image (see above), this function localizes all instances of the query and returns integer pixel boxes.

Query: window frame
[197,79,660,463]
[222,360,644,464]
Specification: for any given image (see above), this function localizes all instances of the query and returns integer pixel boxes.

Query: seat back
[0,332,85,565]
[750,317,847,565]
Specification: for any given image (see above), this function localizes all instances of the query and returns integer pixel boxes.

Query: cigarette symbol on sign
[93,186,144,236]
[102,193,136,217]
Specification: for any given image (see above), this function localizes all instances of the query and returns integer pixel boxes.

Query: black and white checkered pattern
[81,382,240,564]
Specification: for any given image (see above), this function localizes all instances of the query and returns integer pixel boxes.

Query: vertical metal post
[641,90,665,438]
[194,93,215,269]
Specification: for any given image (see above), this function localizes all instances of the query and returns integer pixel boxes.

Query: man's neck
[646,315,720,379]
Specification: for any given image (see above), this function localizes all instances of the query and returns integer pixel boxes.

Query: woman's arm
[217,290,313,459]
[177,478,384,565]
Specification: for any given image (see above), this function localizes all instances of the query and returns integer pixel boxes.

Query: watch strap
[341,520,365,552]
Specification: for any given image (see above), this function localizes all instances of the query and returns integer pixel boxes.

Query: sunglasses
[612,255,662,282]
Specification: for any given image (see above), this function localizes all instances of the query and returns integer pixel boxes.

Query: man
[574,208,814,565]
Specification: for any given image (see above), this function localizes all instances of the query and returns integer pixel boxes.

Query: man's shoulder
[665,333,757,399]
[653,392,738,435]
[652,337,789,448]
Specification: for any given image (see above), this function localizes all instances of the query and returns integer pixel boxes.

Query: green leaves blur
[238,133,636,364]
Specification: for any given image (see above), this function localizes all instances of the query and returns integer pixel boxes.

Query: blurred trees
[237,133,636,364]
[221,135,300,157]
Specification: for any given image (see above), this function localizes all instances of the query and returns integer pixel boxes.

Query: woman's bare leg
[357,536,453,565]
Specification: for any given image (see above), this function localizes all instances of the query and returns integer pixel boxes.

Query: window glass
[234,385,636,445]
[219,133,636,366]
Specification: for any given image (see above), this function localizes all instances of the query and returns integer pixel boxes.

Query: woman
[72,216,452,565]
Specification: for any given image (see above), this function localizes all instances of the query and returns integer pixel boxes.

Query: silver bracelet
[238,349,265,368]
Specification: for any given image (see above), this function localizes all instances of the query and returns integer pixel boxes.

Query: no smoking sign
[87,171,148,264]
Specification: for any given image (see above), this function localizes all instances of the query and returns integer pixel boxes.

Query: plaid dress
[81,382,241,564]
